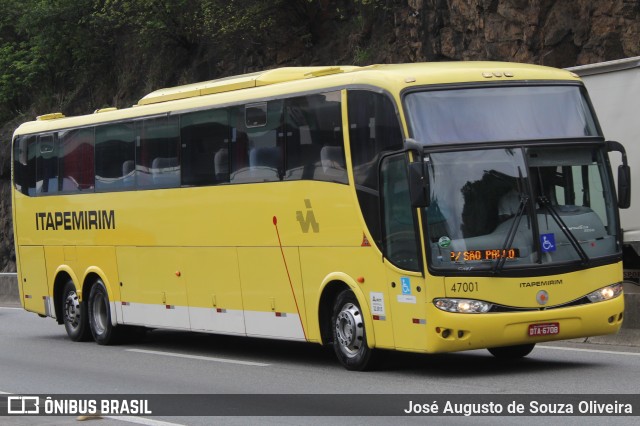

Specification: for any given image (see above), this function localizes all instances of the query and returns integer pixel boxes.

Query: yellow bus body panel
[18,246,49,315]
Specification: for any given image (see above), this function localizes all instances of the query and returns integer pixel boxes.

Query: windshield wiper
[537,195,590,265]
[492,193,528,274]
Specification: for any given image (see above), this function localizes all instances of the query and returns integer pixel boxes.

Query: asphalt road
[1,305,639,425]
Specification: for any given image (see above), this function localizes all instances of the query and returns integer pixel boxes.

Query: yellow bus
[11,62,631,370]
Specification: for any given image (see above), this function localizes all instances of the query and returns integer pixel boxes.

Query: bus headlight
[586,283,623,303]
[434,298,492,313]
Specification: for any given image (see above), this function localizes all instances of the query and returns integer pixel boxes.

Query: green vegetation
[0,0,288,121]
[0,0,386,124]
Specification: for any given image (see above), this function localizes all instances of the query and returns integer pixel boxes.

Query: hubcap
[335,302,364,358]
[91,291,108,335]
[64,291,81,330]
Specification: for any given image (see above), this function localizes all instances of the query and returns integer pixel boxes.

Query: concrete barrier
[0,273,20,307]
[621,282,640,329]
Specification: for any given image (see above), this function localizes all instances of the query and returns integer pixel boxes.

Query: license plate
[528,322,559,337]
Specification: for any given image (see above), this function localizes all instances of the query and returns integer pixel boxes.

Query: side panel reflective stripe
[116,302,190,329]
[116,302,305,341]
[189,306,245,335]
[244,310,305,341]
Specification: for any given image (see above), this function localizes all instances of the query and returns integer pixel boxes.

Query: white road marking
[104,416,186,426]
[0,307,23,310]
[126,348,270,366]
[538,345,640,357]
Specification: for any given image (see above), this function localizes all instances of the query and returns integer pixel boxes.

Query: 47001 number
[450,281,479,293]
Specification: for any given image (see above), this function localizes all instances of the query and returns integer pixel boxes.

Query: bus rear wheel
[331,289,373,371]
[88,279,122,345]
[62,280,91,342]
[488,343,535,359]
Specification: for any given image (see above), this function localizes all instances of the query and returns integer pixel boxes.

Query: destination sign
[450,248,520,262]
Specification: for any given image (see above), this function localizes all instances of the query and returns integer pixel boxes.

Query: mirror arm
[403,138,423,158]
[606,140,628,166]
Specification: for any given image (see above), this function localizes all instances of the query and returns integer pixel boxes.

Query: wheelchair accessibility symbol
[401,277,411,295]
[540,233,556,253]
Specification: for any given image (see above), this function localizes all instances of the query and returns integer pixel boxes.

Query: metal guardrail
[0,273,17,277]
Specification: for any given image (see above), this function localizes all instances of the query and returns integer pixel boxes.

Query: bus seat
[318,146,347,182]
[151,157,179,186]
[119,160,135,187]
[320,146,345,172]
[122,160,135,176]
[61,177,79,191]
[249,146,281,169]
[214,148,229,181]
[244,146,281,181]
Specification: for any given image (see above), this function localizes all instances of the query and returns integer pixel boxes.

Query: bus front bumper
[424,295,625,353]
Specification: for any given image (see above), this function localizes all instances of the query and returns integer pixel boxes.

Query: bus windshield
[422,146,620,272]
[405,85,599,144]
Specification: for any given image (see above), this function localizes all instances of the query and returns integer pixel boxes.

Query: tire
[488,343,535,359]
[88,279,122,345]
[331,289,373,371]
[61,280,92,342]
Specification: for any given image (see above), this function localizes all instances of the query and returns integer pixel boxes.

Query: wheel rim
[335,302,364,358]
[91,291,108,336]
[63,290,81,331]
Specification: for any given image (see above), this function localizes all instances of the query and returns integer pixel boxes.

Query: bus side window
[95,123,136,191]
[137,116,180,189]
[229,107,248,183]
[13,135,37,196]
[283,91,347,184]
[283,97,313,180]
[314,92,347,183]
[58,127,95,193]
[36,134,59,195]
[230,101,284,183]
[381,154,421,271]
[180,108,231,186]
[348,90,404,245]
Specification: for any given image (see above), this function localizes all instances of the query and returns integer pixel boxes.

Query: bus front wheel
[88,279,122,345]
[62,280,91,342]
[331,289,373,371]
[488,343,535,359]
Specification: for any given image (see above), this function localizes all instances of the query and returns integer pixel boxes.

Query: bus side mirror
[607,141,631,209]
[408,161,429,208]
[617,164,631,209]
